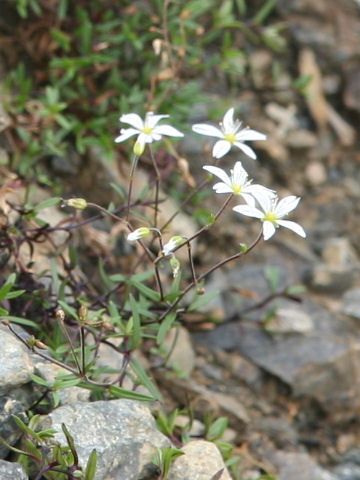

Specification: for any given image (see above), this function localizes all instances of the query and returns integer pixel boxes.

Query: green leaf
[57,300,79,321]
[285,284,307,296]
[108,385,155,402]
[4,316,39,329]
[253,0,277,25]
[62,423,78,465]
[131,358,163,402]
[85,449,98,480]
[131,280,160,302]
[188,290,219,312]
[264,266,279,293]
[12,415,42,443]
[129,294,141,349]
[33,197,62,212]
[206,417,228,441]
[157,312,177,345]
[30,374,49,388]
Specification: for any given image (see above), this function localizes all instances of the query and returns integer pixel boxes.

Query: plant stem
[159,228,263,321]
[149,146,161,228]
[126,154,139,222]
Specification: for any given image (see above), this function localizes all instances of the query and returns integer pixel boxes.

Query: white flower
[115,112,184,155]
[203,161,274,206]
[233,194,306,241]
[192,108,266,159]
[162,236,183,256]
[127,227,150,242]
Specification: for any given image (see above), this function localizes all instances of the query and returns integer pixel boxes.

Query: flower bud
[133,141,145,156]
[64,198,88,210]
[127,227,151,242]
[162,236,183,256]
[169,256,180,278]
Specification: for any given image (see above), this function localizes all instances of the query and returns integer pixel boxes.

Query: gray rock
[322,238,359,267]
[333,463,360,480]
[0,460,28,479]
[40,399,170,480]
[0,397,28,458]
[269,450,338,480]
[163,326,196,377]
[341,288,360,320]
[194,297,360,416]
[0,326,34,394]
[168,440,231,480]
[303,264,355,294]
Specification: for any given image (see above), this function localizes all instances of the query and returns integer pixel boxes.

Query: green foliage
[2,0,289,179]
[0,414,97,479]
[152,446,184,480]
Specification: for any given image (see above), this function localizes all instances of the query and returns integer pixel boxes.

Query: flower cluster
[116,107,306,251]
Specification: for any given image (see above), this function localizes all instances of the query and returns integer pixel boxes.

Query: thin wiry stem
[126,154,139,222]
[159,228,263,322]
[149,146,161,228]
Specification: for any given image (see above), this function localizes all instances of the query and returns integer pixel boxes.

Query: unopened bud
[78,305,87,323]
[64,198,88,210]
[55,308,65,322]
[27,336,36,348]
[239,243,248,253]
[1,319,10,326]
[169,256,180,278]
[162,236,184,256]
[133,141,145,156]
[197,287,205,295]
[127,227,150,242]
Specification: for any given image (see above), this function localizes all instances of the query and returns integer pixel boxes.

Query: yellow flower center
[142,126,153,134]
[224,133,236,144]
[232,184,242,195]
[264,211,278,223]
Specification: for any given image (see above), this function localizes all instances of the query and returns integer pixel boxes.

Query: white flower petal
[263,221,276,240]
[213,183,233,194]
[213,140,232,158]
[146,113,169,128]
[234,142,257,160]
[237,128,267,141]
[232,161,248,185]
[148,133,161,142]
[233,204,264,219]
[222,108,235,132]
[277,220,306,238]
[153,124,184,137]
[240,193,256,206]
[275,195,300,217]
[254,189,274,213]
[115,128,139,143]
[120,113,144,130]
[136,133,147,147]
[203,165,231,185]
[192,124,224,138]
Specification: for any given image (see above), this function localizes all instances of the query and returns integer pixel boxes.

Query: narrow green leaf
[85,449,98,480]
[108,385,155,402]
[57,300,79,321]
[188,290,219,312]
[30,374,49,387]
[62,423,78,465]
[33,197,62,212]
[129,294,141,349]
[157,313,176,345]
[131,280,160,302]
[131,358,163,402]
[253,0,277,25]
[4,316,40,329]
